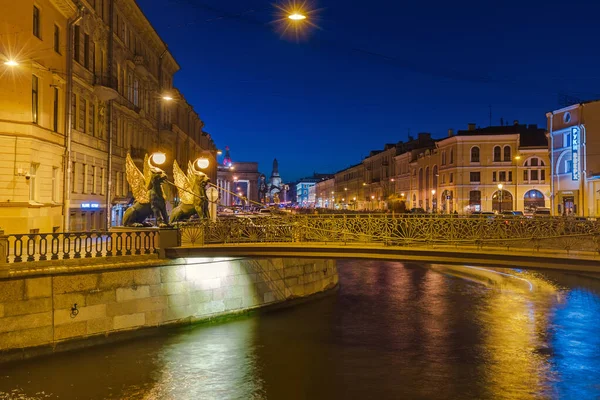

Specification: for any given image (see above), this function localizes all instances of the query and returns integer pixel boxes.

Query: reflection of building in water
[216,147,260,206]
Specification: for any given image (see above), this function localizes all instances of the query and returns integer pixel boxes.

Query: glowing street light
[288,12,306,20]
[151,152,166,166]
[162,95,173,101]
[497,183,503,213]
[195,157,210,170]
[4,60,18,67]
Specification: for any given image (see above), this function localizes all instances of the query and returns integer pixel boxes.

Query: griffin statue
[169,159,211,223]
[122,153,169,226]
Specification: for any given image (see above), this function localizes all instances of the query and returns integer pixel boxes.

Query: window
[53,87,59,132]
[73,25,80,62]
[508,171,512,182]
[450,149,454,164]
[128,72,133,102]
[52,167,59,202]
[29,163,39,201]
[133,79,139,106]
[89,103,95,135]
[441,151,446,166]
[32,75,39,124]
[564,132,571,148]
[499,171,506,181]
[100,168,105,195]
[53,25,60,53]
[71,162,77,193]
[531,170,538,180]
[90,41,95,73]
[71,93,77,129]
[493,146,501,162]
[449,173,453,183]
[91,166,96,194]
[470,147,480,163]
[566,160,573,173]
[33,6,41,39]
[503,146,511,162]
[80,97,86,132]
[492,171,497,182]
[469,190,481,207]
[82,163,87,193]
[531,158,538,167]
[84,33,90,68]
[523,170,528,181]
[470,172,480,182]
[541,170,546,181]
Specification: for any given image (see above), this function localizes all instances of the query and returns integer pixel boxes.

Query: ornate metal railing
[178,215,600,255]
[1,231,158,264]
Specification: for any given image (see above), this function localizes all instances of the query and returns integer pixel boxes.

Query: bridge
[2,215,600,272]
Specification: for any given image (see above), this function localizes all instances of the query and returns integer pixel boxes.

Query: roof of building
[455,124,547,147]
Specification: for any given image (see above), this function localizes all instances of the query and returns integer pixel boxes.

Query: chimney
[448,129,454,137]
[513,120,519,126]
[468,123,476,131]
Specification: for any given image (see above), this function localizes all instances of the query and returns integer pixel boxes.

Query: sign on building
[572,126,580,181]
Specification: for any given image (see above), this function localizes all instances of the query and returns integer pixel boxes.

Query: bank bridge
[2,215,600,271]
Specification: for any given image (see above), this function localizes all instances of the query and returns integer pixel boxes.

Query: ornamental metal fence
[0,231,158,264]
[178,215,600,255]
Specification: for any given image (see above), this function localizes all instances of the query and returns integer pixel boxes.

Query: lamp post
[431,189,436,213]
[498,183,503,213]
[514,155,521,211]
[371,195,375,211]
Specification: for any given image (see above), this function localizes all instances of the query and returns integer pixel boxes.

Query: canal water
[1,260,600,399]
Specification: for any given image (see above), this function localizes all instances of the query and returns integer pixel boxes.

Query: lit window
[32,75,39,124]
[470,147,480,163]
[29,163,39,201]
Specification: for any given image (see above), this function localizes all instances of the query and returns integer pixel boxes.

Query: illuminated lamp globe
[151,152,166,165]
[4,60,18,67]
[196,157,210,170]
[288,13,306,20]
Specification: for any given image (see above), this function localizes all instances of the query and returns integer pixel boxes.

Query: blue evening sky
[138,0,600,182]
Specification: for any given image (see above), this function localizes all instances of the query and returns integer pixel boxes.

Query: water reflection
[1,262,600,399]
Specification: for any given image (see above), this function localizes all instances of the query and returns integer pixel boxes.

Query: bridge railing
[0,231,158,264]
[178,215,600,255]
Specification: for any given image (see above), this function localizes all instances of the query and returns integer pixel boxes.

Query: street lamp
[4,60,18,66]
[150,152,166,166]
[431,189,436,213]
[288,12,307,20]
[497,183,503,213]
[195,157,209,170]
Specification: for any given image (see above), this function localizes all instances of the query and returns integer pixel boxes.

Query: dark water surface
[1,261,600,399]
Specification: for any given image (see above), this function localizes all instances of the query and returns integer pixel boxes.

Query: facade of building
[296,174,333,207]
[216,161,260,208]
[315,178,335,208]
[402,123,549,214]
[547,100,600,216]
[0,0,217,234]
[334,163,366,210]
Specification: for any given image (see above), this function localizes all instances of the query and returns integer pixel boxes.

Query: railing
[1,231,158,264]
[178,215,600,255]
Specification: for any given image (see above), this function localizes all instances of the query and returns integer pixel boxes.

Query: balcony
[93,75,118,101]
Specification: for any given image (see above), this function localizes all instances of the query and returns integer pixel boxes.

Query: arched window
[471,147,480,163]
[492,190,513,212]
[503,146,511,162]
[523,157,546,182]
[524,189,545,212]
[493,146,501,162]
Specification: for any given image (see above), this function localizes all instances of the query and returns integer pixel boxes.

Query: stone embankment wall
[0,257,338,359]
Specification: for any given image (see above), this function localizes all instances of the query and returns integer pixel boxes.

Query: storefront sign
[572,126,580,180]
[81,203,100,209]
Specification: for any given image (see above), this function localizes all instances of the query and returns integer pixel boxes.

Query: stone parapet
[0,256,338,361]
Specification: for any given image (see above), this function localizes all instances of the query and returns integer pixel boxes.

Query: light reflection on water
[1,261,600,399]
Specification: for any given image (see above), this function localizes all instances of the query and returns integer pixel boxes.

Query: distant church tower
[268,158,283,203]
[222,146,232,167]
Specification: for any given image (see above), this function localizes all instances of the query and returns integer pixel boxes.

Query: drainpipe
[105,0,115,230]
[63,4,85,232]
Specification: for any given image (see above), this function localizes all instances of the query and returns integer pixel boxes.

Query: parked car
[470,211,495,219]
[533,208,551,217]
[409,208,427,214]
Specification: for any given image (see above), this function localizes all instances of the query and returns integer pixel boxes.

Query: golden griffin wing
[173,159,194,205]
[125,153,150,204]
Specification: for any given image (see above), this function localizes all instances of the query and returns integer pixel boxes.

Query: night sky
[138,0,600,182]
